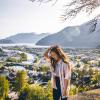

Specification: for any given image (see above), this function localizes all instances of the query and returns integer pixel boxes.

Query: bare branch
[61,0,100,21]
[30,0,57,3]
[30,0,100,21]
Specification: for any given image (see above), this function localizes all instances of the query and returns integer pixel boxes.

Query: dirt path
[69,89,100,100]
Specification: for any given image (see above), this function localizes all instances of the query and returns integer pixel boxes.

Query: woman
[44,45,72,100]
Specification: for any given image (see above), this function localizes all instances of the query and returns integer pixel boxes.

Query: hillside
[36,17,100,48]
[0,33,50,44]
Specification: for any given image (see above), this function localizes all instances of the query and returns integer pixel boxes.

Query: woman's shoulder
[62,60,73,65]
[62,60,74,70]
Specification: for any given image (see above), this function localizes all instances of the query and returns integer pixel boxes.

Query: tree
[19,84,46,100]
[44,80,53,100]
[40,65,50,72]
[0,76,9,100]
[15,71,28,92]
[62,0,100,20]
[0,48,3,52]
[30,0,100,19]
[0,62,3,68]
[20,53,27,61]
[19,81,53,100]
[6,57,21,63]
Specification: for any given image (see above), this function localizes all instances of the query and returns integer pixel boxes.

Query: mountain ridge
[0,32,50,44]
[36,17,100,48]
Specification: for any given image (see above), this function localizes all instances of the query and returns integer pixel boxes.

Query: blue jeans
[53,76,68,100]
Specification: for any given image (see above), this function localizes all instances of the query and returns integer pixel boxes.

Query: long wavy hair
[48,45,70,72]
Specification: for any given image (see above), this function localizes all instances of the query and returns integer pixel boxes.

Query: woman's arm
[44,47,51,59]
[51,73,57,89]
[63,79,70,96]
[63,62,72,97]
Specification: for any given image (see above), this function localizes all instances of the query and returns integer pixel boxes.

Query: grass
[69,89,100,100]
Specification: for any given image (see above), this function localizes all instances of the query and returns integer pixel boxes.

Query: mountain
[0,33,50,44]
[0,39,13,44]
[96,45,100,48]
[36,17,100,48]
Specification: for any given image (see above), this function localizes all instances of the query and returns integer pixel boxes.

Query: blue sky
[0,0,100,39]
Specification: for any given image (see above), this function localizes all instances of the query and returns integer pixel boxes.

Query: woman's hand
[62,89,66,96]
[44,47,51,59]
[44,45,56,59]
[63,79,70,97]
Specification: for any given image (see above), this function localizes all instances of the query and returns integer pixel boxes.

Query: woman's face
[50,51,59,61]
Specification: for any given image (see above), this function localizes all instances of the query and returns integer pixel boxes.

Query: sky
[0,0,100,39]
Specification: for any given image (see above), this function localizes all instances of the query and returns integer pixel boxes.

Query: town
[0,45,100,100]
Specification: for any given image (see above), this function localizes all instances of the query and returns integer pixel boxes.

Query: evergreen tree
[0,76,9,100]
[15,71,28,92]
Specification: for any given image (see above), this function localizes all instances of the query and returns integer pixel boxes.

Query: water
[0,70,9,76]
[9,66,26,71]
[0,43,49,48]
[3,48,35,71]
